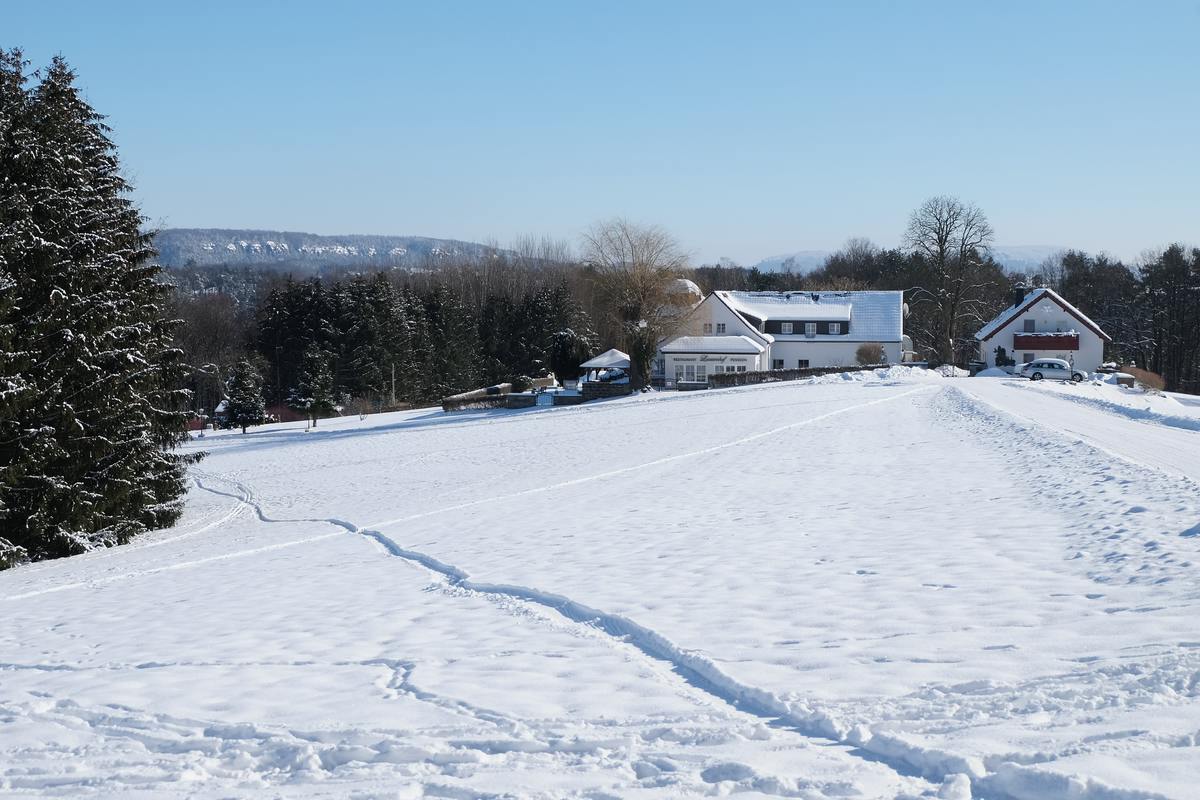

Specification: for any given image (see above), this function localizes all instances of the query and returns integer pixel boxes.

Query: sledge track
[366,384,937,530]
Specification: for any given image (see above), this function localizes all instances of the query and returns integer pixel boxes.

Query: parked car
[1020,358,1087,382]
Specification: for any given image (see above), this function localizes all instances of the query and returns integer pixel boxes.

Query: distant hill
[151,228,495,270]
[751,245,1065,275]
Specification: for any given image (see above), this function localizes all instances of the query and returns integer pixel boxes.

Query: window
[798,359,809,369]
[781,322,793,334]
[1023,319,1036,333]
[702,323,713,334]
[716,323,726,334]
[736,365,747,372]
[805,322,817,337]
[828,323,841,335]
[1023,353,1034,363]
[695,365,707,382]
[674,365,685,382]
[684,364,696,381]
[772,359,784,370]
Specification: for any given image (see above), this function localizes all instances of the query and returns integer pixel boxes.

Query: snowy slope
[2,374,1199,798]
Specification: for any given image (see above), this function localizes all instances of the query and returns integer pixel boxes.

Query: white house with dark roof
[656,290,907,387]
[974,287,1110,371]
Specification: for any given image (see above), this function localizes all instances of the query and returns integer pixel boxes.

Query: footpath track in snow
[959,377,1200,480]
[3,375,1199,798]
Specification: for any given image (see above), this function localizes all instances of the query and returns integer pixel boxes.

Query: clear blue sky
[8,1,1199,264]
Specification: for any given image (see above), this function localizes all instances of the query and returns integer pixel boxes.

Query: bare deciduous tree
[581,218,689,387]
[903,196,996,363]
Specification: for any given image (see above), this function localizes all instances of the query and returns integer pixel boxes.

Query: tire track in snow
[366,384,937,531]
[0,532,344,601]
[1,473,355,602]
[349,523,964,794]
[7,475,252,577]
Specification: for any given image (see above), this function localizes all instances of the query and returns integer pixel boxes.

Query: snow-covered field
[3,371,1199,799]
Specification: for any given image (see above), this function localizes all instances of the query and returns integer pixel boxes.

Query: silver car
[1020,358,1087,382]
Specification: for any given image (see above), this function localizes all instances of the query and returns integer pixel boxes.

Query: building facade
[974,287,1110,372]
[657,290,907,387]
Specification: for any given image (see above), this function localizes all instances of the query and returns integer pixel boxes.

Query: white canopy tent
[579,349,631,370]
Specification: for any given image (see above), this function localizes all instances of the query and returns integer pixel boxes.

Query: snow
[718,290,904,342]
[3,374,1200,798]
[660,335,765,354]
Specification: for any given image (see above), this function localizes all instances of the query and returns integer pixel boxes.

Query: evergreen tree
[423,286,480,396]
[287,345,337,427]
[224,359,266,434]
[0,52,195,566]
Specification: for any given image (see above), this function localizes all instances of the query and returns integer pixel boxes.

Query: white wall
[666,295,765,341]
[664,352,761,386]
[768,340,902,369]
[979,297,1106,371]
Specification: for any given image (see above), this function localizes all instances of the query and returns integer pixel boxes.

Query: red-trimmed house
[975,287,1111,371]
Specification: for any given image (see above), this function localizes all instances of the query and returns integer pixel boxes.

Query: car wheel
[1031,372,1043,381]
[1071,373,1083,382]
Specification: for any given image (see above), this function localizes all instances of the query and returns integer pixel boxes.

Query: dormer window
[829,322,841,335]
[781,322,793,334]
[805,322,816,337]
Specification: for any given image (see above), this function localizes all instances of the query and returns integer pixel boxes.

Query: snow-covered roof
[668,278,703,299]
[660,335,765,354]
[975,287,1111,342]
[716,290,904,341]
[580,348,631,369]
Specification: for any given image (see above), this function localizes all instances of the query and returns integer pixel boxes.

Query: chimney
[1011,284,1028,308]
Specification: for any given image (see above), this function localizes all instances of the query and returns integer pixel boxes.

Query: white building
[657,290,907,387]
[974,287,1110,372]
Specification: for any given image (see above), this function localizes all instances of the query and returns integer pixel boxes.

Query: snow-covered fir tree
[0,51,195,567]
[224,359,266,434]
[287,345,338,427]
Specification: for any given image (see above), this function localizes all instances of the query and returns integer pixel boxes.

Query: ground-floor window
[675,364,709,382]
[797,359,809,368]
[737,366,747,372]
[1022,353,1034,363]
[771,359,784,370]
